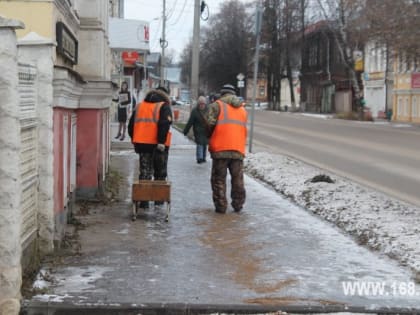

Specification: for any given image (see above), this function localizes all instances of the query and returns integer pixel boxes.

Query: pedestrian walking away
[112,81,131,141]
[128,86,173,209]
[206,84,247,214]
[183,95,209,164]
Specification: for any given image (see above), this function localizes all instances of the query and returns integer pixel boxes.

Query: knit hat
[220,84,236,95]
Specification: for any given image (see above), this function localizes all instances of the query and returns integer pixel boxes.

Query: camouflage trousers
[211,158,246,212]
[138,150,168,180]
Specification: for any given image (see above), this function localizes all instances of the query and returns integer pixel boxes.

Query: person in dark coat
[112,81,131,141]
[128,86,172,208]
[183,96,209,163]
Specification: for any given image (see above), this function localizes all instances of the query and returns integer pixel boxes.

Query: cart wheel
[132,202,137,221]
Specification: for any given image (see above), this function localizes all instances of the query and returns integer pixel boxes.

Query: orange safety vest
[209,100,247,155]
[132,101,172,146]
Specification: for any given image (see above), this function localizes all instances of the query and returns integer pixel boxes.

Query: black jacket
[128,89,172,153]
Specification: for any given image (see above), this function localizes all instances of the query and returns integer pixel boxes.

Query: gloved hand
[156,143,165,152]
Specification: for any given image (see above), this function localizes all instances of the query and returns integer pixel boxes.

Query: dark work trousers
[138,149,169,181]
[210,158,246,212]
[138,149,168,208]
[153,149,168,180]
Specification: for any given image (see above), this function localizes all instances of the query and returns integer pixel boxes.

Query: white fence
[18,63,39,249]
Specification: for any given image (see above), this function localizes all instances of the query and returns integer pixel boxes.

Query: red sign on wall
[122,51,139,64]
[144,26,150,41]
[412,73,420,89]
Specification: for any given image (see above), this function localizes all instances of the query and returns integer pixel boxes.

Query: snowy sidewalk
[23,130,420,314]
[245,152,420,280]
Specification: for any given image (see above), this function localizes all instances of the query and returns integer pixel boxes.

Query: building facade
[392,53,420,123]
[362,41,394,118]
[0,0,115,269]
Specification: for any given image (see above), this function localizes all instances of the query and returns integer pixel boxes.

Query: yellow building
[0,1,53,37]
[0,0,79,69]
[392,53,420,123]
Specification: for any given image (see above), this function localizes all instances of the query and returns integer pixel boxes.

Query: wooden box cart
[131,180,171,221]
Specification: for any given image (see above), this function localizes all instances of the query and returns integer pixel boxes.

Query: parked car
[174,100,185,106]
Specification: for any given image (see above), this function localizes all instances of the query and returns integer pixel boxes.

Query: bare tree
[165,48,177,66]
[179,41,192,85]
[299,0,308,110]
[284,0,305,111]
[315,0,366,106]
[199,0,253,93]
[261,0,307,111]
[364,0,420,59]
[261,0,283,110]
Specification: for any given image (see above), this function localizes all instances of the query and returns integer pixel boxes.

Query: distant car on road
[174,100,185,106]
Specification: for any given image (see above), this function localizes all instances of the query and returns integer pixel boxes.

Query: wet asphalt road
[26,130,420,311]
[251,111,420,208]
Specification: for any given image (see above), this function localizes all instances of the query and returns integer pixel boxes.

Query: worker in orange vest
[128,86,172,209]
[206,84,248,214]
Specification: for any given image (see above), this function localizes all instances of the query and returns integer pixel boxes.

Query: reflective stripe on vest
[209,100,247,155]
[134,102,162,124]
[132,101,172,146]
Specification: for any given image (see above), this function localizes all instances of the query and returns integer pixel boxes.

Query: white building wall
[76,0,111,80]
[0,16,24,315]
[365,82,386,117]
[18,32,56,254]
[363,41,388,117]
[280,78,300,110]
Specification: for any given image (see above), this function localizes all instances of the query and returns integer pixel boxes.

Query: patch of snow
[244,152,420,278]
[32,294,73,302]
[112,223,130,235]
[32,268,52,289]
[33,279,49,290]
[392,124,412,128]
[32,266,112,299]
[300,113,334,119]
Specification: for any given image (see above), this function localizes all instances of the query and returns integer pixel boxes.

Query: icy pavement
[24,130,420,313]
[245,152,420,279]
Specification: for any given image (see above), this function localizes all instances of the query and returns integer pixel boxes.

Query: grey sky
[124,0,255,61]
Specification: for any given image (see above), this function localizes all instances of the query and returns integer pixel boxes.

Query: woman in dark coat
[112,81,131,141]
[183,96,209,163]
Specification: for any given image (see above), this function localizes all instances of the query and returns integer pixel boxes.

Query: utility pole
[248,0,263,153]
[160,0,167,87]
[191,0,200,106]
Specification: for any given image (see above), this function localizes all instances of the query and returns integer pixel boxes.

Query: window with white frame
[398,97,403,115]
[369,48,376,72]
[405,97,409,116]
[413,97,418,117]
[399,53,408,73]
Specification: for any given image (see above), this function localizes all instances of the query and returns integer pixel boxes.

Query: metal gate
[18,63,38,249]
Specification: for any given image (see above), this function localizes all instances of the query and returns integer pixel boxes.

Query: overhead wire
[166,0,179,21]
[168,0,189,26]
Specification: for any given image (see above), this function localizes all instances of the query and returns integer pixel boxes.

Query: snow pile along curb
[244,152,420,280]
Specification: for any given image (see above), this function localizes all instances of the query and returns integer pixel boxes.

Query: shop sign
[412,73,420,89]
[122,51,139,64]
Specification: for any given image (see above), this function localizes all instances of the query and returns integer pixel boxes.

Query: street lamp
[248,0,263,153]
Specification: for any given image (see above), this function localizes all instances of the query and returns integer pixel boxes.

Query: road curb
[20,301,420,315]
